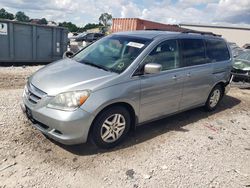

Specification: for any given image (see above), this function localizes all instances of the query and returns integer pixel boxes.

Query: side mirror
[63,51,74,59]
[144,63,162,74]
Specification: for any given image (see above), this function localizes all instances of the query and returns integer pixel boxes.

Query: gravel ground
[0,66,249,188]
[0,66,42,90]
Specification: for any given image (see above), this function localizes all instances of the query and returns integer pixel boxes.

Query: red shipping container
[111,18,186,33]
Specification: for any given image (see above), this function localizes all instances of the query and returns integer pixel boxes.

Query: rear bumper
[21,98,95,145]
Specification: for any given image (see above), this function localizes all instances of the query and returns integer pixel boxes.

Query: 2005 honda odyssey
[22,31,232,148]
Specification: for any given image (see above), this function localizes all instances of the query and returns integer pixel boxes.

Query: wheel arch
[87,101,138,141]
[204,81,227,103]
[212,81,227,96]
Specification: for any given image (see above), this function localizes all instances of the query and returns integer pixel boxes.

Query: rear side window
[180,39,207,67]
[206,39,230,62]
[86,34,94,40]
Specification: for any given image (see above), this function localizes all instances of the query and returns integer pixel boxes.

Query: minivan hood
[30,58,117,95]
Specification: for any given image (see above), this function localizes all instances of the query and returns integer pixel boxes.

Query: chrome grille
[27,92,41,104]
[231,68,247,74]
[25,82,47,104]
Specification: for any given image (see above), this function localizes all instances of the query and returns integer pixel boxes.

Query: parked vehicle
[21,31,232,149]
[68,33,87,53]
[231,51,250,83]
[75,33,104,42]
[68,32,80,40]
[69,33,104,53]
[243,43,250,50]
[228,42,244,57]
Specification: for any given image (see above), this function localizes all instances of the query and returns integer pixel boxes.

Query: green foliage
[69,23,103,32]
[99,13,112,26]
[0,8,14,20]
[83,23,103,30]
[0,9,112,34]
[38,18,48,25]
[77,27,86,33]
[59,22,78,32]
[60,13,111,33]
[15,11,29,22]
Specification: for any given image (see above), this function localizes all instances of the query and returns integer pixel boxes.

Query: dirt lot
[0,66,249,188]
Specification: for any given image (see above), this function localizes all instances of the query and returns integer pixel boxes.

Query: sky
[0,0,250,27]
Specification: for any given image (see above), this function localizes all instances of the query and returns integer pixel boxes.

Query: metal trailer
[0,19,68,64]
[111,18,187,33]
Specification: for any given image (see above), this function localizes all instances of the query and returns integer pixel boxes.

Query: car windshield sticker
[117,62,125,69]
[127,42,144,49]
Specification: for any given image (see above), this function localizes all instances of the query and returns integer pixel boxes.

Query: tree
[15,11,29,22]
[84,23,103,30]
[59,22,78,32]
[99,13,112,27]
[0,8,14,20]
[77,27,86,33]
[38,18,48,25]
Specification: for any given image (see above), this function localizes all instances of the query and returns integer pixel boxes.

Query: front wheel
[204,85,223,111]
[91,106,131,149]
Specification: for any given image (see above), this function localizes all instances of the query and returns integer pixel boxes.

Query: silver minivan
[22,31,232,148]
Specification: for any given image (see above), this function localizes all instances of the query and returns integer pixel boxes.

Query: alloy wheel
[209,89,221,108]
[100,114,126,143]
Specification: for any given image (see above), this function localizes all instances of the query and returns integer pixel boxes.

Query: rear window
[206,39,230,62]
[180,39,207,67]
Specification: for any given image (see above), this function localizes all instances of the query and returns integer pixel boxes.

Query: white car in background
[68,33,105,53]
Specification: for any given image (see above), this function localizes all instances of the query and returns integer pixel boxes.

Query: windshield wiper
[82,60,111,72]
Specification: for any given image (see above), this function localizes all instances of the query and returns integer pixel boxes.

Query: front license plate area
[25,106,35,123]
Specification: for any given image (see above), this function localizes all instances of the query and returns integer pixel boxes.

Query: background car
[68,32,81,40]
[228,42,244,57]
[69,33,105,53]
[243,43,250,50]
[75,33,104,42]
[231,51,250,83]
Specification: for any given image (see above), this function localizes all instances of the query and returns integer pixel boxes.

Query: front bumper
[22,89,94,145]
[231,69,250,82]
[224,74,234,94]
[231,72,250,79]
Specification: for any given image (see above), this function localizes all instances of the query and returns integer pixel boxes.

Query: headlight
[47,90,90,111]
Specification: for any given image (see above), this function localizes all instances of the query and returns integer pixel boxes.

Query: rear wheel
[91,106,131,149]
[204,85,223,111]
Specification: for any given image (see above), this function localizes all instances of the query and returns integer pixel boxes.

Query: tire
[91,106,131,149]
[204,85,223,111]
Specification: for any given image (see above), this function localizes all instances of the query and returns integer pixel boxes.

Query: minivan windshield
[73,35,151,73]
